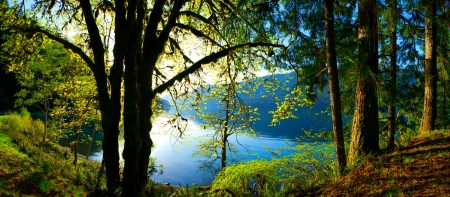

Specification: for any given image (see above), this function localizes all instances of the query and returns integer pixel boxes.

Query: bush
[211,142,339,197]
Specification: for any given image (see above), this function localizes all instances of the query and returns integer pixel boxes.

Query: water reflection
[60,98,332,186]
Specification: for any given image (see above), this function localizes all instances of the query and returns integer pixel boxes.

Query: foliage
[0,113,105,196]
[211,142,339,197]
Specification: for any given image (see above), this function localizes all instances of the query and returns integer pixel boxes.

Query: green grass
[0,113,106,196]
[0,131,29,160]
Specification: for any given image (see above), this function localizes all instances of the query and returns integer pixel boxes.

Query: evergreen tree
[348,0,380,165]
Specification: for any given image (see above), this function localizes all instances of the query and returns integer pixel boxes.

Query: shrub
[211,142,339,197]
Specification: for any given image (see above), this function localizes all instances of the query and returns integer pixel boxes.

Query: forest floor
[320,130,450,196]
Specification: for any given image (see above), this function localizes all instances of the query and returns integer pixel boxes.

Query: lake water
[62,99,333,186]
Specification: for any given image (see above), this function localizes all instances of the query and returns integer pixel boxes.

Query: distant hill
[161,72,333,139]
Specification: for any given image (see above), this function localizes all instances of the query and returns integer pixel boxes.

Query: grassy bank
[0,114,104,196]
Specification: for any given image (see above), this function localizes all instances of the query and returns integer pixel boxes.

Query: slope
[320,130,450,196]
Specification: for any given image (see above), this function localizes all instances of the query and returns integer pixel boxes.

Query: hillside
[320,130,450,196]
[0,115,103,196]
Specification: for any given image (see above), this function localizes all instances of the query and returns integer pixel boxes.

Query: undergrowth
[0,113,104,196]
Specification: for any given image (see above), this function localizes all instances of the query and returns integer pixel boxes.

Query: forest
[0,0,449,196]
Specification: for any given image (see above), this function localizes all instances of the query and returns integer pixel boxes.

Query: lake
[61,98,333,186]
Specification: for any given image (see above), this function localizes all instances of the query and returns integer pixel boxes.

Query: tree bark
[79,0,122,193]
[387,0,397,150]
[122,0,143,192]
[324,0,346,173]
[419,0,437,133]
[348,0,379,166]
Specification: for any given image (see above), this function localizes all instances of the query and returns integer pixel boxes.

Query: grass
[0,114,105,196]
[320,130,450,196]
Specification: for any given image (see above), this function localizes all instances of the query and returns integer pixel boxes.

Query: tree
[348,0,380,165]
[12,39,71,143]
[324,0,346,172]
[191,56,259,173]
[419,0,437,133]
[386,0,398,150]
[2,0,281,195]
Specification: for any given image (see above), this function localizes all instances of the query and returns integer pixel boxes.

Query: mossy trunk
[348,0,379,165]
[324,0,346,172]
[419,0,437,133]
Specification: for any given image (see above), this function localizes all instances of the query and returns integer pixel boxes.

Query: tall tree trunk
[79,0,122,193]
[348,0,379,165]
[123,0,149,196]
[443,81,447,127]
[122,0,144,193]
[387,0,397,150]
[324,0,346,173]
[419,0,437,133]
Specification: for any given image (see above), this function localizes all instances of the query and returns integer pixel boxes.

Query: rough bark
[387,0,397,150]
[419,0,437,133]
[122,0,143,194]
[348,0,379,166]
[324,0,346,173]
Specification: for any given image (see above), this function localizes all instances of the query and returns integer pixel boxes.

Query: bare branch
[179,11,227,42]
[174,23,224,48]
[151,42,285,98]
[12,26,95,71]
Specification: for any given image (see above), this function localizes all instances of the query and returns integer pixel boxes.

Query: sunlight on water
[88,113,299,186]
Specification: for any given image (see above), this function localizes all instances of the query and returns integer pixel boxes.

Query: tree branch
[151,42,284,98]
[13,26,95,71]
[174,23,224,48]
[179,11,227,42]
[79,0,105,68]
[157,0,185,46]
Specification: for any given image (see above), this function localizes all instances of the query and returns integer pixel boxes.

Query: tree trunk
[86,124,96,159]
[122,6,143,194]
[122,0,153,194]
[42,109,47,143]
[387,0,397,150]
[419,0,437,133]
[79,0,122,193]
[348,0,379,166]
[73,125,80,165]
[42,98,49,143]
[443,81,447,127]
[324,0,346,173]
[221,98,230,170]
